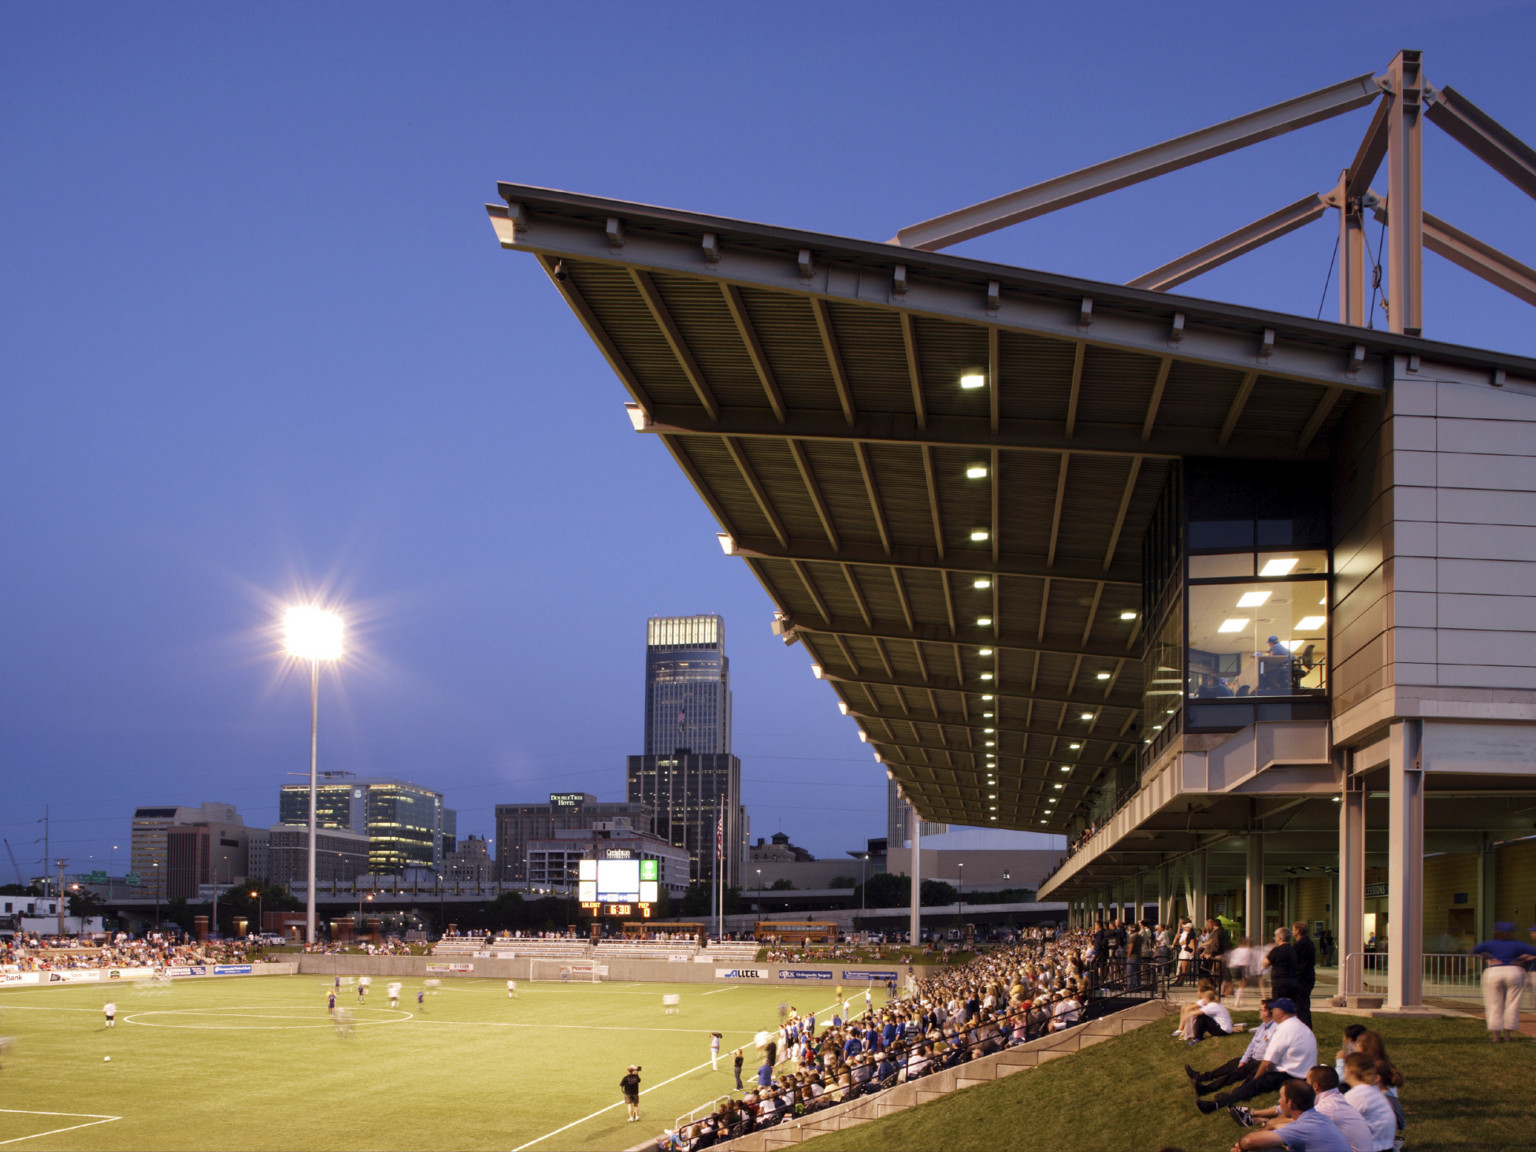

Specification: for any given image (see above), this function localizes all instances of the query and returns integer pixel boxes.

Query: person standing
[103,1002,116,1029]
[1126,922,1144,992]
[327,990,337,1015]
[1471,923,1536,1042]
[387,982,402,1009]
[1292,922,1317,1028]
[732,1048,744,1090]
[1264,927,1302,1007]
[620,1065,642,1123]
[507,979,518,999]
[709,1031,722,1070]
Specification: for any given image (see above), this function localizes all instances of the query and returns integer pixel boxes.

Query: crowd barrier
[1343,951,1536,1008]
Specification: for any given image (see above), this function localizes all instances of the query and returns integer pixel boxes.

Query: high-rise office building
[130,802,247,901]
[644,615,731,756]
[277,775,454,875]
[630,615,746,886]
[887,779,946,848]
[494,793,654,884]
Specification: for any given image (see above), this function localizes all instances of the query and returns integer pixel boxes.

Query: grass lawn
[798,1009,1535,1152]
[0,974,817,1151]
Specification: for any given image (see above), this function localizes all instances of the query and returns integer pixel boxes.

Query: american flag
[715,813,723,859]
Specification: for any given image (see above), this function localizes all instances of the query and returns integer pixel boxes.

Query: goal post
[527,958,604,983]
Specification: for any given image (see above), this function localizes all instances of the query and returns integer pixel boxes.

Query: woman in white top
[1342,1053,1397,1151]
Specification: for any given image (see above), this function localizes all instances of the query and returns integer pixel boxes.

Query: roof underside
[486,184,1535,835]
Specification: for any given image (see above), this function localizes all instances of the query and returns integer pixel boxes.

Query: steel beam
[1422,213,1536,308]
[720,531,1142,587]
[781,613,1136,663]
[1385,50,1424,336]
[1127,195,1328,292]
[893,74,1378,251]
[631,269,720,418]
[1425,84,1536,202]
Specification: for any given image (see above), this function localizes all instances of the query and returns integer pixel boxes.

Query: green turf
[795,1009,1535,1152]
[0,975,820,1151]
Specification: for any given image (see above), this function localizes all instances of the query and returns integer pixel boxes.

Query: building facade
[525,820,692,897]
[626,752,745,886]
[277,775,454,875]
[886,780,947,849]
[494,793,654,884]
[442,833,495,885]
[266,825,370,889]
[644,615,731,756]
[130,802,247,900]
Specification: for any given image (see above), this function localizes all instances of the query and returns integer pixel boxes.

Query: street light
[957,862,964,917]
[284,604,344,945]
[755,868,762,913]
[251,890,263,939]
[151,861,160,936]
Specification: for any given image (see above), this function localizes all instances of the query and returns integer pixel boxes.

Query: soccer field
[0,975,822,1151]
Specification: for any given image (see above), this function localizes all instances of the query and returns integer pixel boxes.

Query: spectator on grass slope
[1227,1078,1352,1152]
[1188,999,1276,1097]
[1196,998,1316,1114]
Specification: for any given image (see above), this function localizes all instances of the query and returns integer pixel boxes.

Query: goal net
[528,959,604,983]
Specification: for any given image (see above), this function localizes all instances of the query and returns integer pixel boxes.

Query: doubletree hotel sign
[579,857,660,917]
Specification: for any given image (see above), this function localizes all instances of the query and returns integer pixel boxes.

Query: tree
[920,879,957,907]
[769,878,796,891]
[853,872,909,909]
[827,876,857,889]
[64,885,105,919]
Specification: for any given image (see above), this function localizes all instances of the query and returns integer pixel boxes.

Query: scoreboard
[578,857,659,916]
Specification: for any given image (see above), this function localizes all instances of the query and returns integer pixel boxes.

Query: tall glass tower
[644,615,731,756]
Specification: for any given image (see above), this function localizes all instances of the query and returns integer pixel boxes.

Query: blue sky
[3,2,1533,877]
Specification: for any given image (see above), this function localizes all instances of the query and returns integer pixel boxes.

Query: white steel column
[1245,834,1264,943]
[1133,872,1145,926]
[1159,860,1172,925]
[1386,720,1425,1009]
[908,813,921,946]
[1191,851,1207,925]
[1339,771,1366,996]
[1385,50,1424,336]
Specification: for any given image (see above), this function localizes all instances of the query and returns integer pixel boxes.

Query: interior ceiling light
[981,694,994,701]
[983,712,994,718]
[1068,743,1081,750]
[966,465,988,479]
[983,727,995,733]
[1060,766,1071,772]
[1296,616,1327,631]
[985,741,995,747]
[1080,712,1094,721]
[979,648,993,656]
[1120,610,1138,621]
[1260,557,1299,576]
[980,672,994,681]
[960,373,986,390]
[1237,590,1273,608]
[970,530,990,542]
[1095,671,1111,680]
[976,616,993,626]
[1053,783,1064,789]
[1040,820,1047,825]
[973,578,992,589]
[1217,618,1249,633]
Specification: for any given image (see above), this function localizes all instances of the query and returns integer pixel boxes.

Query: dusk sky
[4,3,1533,878]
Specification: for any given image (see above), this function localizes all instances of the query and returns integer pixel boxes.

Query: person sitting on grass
[1189,999,1277,1096]
[1197,998,1316,1114]
[1340,1053,1397,1152]
[1179,986,1235,1044]
[1225,1078,1352,1151]
[1228,1066,1376,1152]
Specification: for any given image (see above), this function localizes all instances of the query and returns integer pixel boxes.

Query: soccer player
[620,1065,642,1122]
[357,975,370,1003]
[507,979,518,999]
[327,990,337,1015]
[710,1031,722,1070]
[416,987,426,1012]
[387,982,402,1009]
[103,1002,116,1029]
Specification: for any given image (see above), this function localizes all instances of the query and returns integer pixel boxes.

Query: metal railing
[1343,951,1535,1008]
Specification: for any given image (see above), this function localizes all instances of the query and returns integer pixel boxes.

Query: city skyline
[5,5,1532,882]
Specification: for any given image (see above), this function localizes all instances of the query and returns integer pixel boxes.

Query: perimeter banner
[776,969,833,981]
[426,963,474,974]
[840,970,898,982]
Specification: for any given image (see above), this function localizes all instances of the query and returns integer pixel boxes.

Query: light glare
[284,606,343,661]
[960,373,986,389]
[1260,557,1299,576]
[1217,618,1249,633]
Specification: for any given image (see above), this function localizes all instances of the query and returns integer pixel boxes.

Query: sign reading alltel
[777,969,833,981]
[715,968,766,979]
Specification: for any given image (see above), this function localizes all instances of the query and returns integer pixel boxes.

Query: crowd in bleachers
[655,928,1131,1150]
[1,932,260,970]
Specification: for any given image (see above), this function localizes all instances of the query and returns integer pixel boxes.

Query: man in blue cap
[1472,921,1536,1042]
[1197,997,1316,1114]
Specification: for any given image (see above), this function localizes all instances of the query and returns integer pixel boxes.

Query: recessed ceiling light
[985,741,995,747]
[983,712,994,718]
[1296,616,1326,631]
[1040,820,1047,825]
[1095,671,1111,680]
[980,672,994,681]
[981,694,994,701]
[976,616,993,626]
[1068,743,1080,750]
[983,728,995,733]
[970,530,990,542]
[960,373,986,390]
[1080,712,1094,721]
[966,465,988,479]
[1120,610,1137,621]
[1236,590,1272,608]
[973,578,992,589]
[1060,766,1071,772]
[1260,557,1298,576]
[1217,618,1249,633]
[988,793,996,799]
[979,648,993,656]
[1053,783,1063,789]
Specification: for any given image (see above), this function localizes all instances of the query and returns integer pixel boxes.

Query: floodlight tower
[284,605,344,945]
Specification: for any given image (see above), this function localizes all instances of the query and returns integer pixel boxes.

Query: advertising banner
[47,970,101,983]
[776,969,833,981]
[166,965,207,977]
[426,963,474,974]
[667,954,691,962]
[213,965,253,976]
[1,972,41,984]
[715,968,767,979]
[840,970,898,982]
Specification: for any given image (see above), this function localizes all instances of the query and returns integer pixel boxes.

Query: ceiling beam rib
[892,72,1379,250]
[912,641,930,684]
[723,436,789,548]
[818,666,1136,709]
[1037,578,1051,644]
[778,615,1134,662]
[840,563,873,627]
[901,313,927,430]
[1218,371,1260,445]
[989,326,1001,433]
[852,442,893,555]
[1081,582,1105,647]
[787,439,841,550]
[1064,342,1086,436]
[1141,357,1173,441]
[630,269,719,420]
[834,635,861,675]
[538,259,658,416]
[810,297,857,425]
[892,569,916,631]
[720,282,786,423]
[991,448,1001,565]
[942,570,958,634]
[921,446,945,558]
[1103,456,1143,570]
[856,707,1121,749]
[790,559,830,622]
[872,636,896,680]
[1298,387,1344,450]
[657,434,740,542]
[1046,453,1071,567]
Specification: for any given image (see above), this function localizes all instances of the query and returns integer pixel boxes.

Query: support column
[1191,850,1207,926]
[1133,873,1145,927]
[1159,860,1172,925]
[1337,168,1366,326]
[1245,833,1264,943]
[1475,834,1497,943]
[1339,769,1366,996]
[909,812,921,947]
[1386,720,1425,1009]
[1385,49,1424,337]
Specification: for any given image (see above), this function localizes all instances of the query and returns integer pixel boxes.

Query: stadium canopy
[483,183,1528,837]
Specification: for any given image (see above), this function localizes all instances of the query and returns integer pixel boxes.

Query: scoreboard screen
[578,858,659,907]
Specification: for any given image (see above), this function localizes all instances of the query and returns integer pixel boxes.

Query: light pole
[151,861,160,936]
[755,868,762,913]
[210,853,227,940]
[284,605,344,945]
[957,862,964,919]
[251,890,263,939]
[358,891,373,942]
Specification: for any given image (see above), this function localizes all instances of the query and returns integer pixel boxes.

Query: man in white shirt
[1198,997,1316,1113]
[1182,988,1235,1043]
[1190,999,1278,1096]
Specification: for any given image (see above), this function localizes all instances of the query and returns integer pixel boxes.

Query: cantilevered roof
[486,184,1536,835]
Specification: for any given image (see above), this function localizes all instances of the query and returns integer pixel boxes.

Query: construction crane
[4,839,24,887]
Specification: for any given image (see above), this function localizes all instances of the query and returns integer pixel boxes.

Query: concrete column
[1339,771,1366,996]
[1159,860,1172,925]
[1245,834,1264,943]
[1191,851,1207,925]
[1386,720,1425,1010]
[909,813,921,946]
[1133,872,1145,926]
[1476,834,1497,942]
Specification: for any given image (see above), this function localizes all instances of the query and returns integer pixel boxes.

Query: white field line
[513,996,846,1152]
[0,1110,121,1146]
[701,985,740,996]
